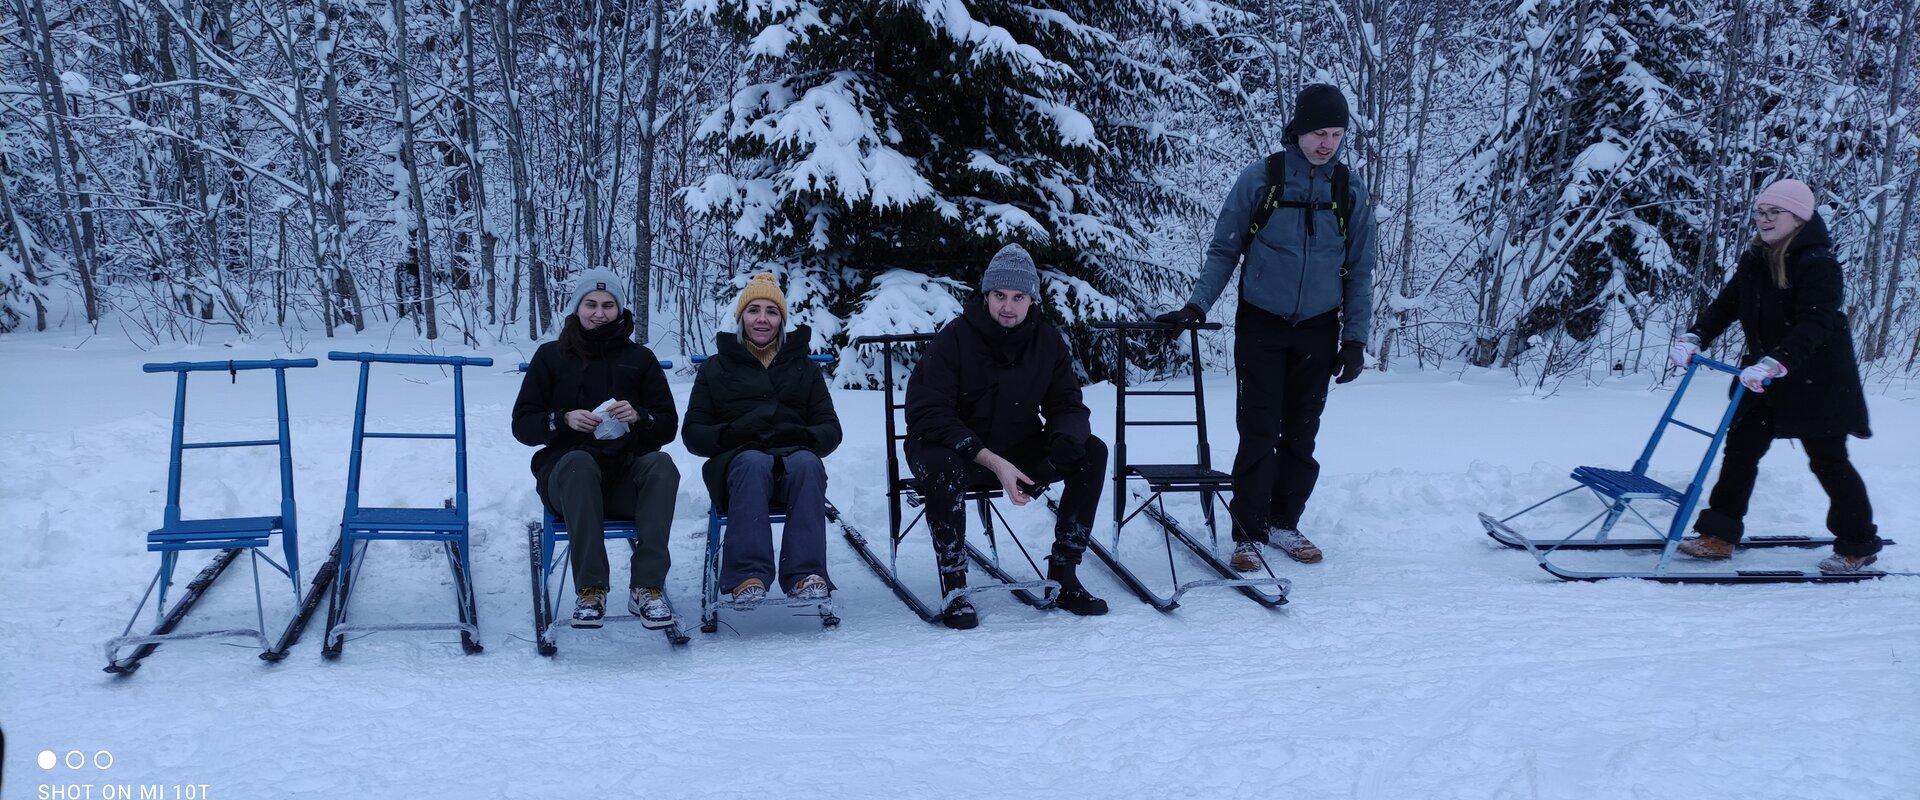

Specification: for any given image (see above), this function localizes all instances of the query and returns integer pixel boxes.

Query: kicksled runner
[1481,355,1909,584]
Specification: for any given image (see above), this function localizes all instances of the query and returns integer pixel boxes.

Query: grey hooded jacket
[1185,142,1375,344]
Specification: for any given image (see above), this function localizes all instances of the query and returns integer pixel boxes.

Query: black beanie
[1285,84,1349,137]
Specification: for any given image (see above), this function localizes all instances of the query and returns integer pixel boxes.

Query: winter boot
[791,574,831,601]
[731,577,768,605]
[941,597,979,630]
[571,587,608,628]
[1230,542,1265,572]
[1678,535,1734,560]
[629,587,674,629]
[1817,553,1878,575]
[1269,528,1323,563]
[1046,558,1108,616]
[939,570,977,630]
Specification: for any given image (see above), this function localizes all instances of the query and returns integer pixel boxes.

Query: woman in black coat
[512,269,681,627]
[682,273,842,605]
[1669,179,1880,573]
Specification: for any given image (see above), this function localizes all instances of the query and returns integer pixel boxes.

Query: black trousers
[1695,397,1881,557]
[1229,303,1338,542]
[906,435,1108,577]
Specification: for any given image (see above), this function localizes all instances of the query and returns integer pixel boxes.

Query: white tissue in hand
[591,399,629,440]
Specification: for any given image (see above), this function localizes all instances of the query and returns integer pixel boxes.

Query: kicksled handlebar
[328,351,494,367]
[1090,321,1225,332]
[1688,355,1742,376]
[143,358,320,373]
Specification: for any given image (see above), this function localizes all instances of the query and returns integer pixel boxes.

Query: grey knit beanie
[568,268,626,312]
[981,244,1040,297]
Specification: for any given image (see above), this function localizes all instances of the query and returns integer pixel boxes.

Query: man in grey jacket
[1155,83,1375,570]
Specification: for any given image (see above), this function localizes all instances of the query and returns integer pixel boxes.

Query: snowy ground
[2,330,1915,799]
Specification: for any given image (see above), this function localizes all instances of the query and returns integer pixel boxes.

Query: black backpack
[1244,152,1354,246]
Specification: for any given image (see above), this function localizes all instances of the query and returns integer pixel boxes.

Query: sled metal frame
[518,360,690,653]
[528,508,690,652]
[106,358,317,674]
[321,352,490,658]
[1093,321,1289,610]
[701,505,841,632]
[1484,355,1912,584]
[690,353,841,633]
[845,333,1060,624]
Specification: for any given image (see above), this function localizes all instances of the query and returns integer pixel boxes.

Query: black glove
[1047,432,1087,472]
[720,406,776,448]
[767,422,812,448]
[1153,304,1204,329]
[1334,341,1365,384]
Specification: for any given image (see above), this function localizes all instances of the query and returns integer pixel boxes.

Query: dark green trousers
[548,449,678,591]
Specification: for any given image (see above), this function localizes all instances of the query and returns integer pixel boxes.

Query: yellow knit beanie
[734,271,788,319]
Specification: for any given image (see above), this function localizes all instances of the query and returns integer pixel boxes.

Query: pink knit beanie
[1754,179,1815,222]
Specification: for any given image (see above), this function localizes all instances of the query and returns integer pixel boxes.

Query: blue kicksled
[1480,355,1904,583]
[106,358,318,674]
[320,351,490,658]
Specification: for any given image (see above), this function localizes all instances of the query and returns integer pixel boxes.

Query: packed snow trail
[1,333,1914,799]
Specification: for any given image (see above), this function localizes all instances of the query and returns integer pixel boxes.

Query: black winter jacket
[905,298,1092,460]
[1689,212,1871,440]
[511,313,680,508]
[682,325,842,508]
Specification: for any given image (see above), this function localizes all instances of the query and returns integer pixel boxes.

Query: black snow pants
[1228,303,1339,542]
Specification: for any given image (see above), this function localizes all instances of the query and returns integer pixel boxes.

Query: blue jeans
[720,450,832,594]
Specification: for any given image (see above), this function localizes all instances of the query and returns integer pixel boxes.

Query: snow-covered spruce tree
[1455,0,1718,371]
[684,0,1242,383]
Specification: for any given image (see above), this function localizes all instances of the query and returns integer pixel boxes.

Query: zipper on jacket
[1293,161,1314,321]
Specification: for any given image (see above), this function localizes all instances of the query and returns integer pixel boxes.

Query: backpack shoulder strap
[1244,152,1287,246]
[1332,163,1352,239]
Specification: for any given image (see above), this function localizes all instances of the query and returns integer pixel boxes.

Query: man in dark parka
[905,243,1110,629]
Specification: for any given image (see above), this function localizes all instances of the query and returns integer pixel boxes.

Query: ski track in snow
[1,335,1915,798]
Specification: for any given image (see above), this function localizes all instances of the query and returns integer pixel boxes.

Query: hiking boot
[1678,535,1734,560]
[629,587,674,629]
[941,597,979,630]
[1229,542,1264,572]
[1817,553,1878,575]
[730,578,768,605]
[1046,558,1108,616]
[571,587,608,628]
[791,574,831,601]
[1270,528,1323,563]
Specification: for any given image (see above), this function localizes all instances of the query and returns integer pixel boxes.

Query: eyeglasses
[1753,206,1789,221]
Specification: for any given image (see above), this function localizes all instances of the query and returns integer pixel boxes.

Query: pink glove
[1739,357,1786,393]
[1669,335,1700,369]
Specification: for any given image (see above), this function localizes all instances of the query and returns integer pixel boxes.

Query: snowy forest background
[4,0,1917,386]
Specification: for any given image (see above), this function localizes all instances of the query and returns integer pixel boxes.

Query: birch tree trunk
[387,0,439,337]
[19,0,102,324]
[630,0,665,342]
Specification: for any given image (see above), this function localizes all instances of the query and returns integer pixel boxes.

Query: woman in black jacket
[1669,179,1881,573]
[512,269,682,627]
[904,244,1109,629]
[683,273,842,605]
